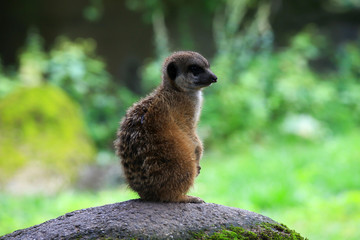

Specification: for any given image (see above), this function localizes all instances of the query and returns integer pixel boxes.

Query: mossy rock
[192,223,305,239]
[0,200,306,239]
[0,85,95,194]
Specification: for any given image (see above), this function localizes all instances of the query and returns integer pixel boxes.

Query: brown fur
[114,51,217,203]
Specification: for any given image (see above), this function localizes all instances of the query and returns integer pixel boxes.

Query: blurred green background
[1,0,360,239]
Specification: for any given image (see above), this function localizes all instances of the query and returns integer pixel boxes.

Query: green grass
[1,131,360,239]
[0,188,137,236]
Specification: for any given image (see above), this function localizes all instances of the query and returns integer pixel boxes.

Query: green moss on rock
[192,223,306,240]
[0,85,95,193]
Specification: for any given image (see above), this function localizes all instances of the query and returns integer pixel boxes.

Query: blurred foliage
[126,0,170,58]
[0,0,358,173]
[83,0,104,22]
[0,86,95,193]
[327,0,360,10]
[206,26,360,144]
[126,0,221,57]
[0,61,20,98]
[0,30,136,150]
[3,1,358,152]
[47,36,120,149]
[140,0,360,147]
[125,0,220,24]
[0,30,135,195]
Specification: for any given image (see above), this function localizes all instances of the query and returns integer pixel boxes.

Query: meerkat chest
[169,90,203,128]
[193,91,203,124]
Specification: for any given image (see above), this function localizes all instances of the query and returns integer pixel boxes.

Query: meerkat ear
[167,62,178,80]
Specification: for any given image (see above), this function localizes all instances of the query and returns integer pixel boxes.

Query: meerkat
[114,51,217,203]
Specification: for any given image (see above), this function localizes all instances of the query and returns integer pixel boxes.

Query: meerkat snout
[115,51,216,203]
[190,65,218,87]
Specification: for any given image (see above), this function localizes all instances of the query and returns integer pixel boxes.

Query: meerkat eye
[188,65,204,76]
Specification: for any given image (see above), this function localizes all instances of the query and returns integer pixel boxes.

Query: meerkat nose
[211,74,218,83]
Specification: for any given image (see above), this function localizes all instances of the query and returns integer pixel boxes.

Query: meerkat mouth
[195,81,213,87]
[195,76,217,87]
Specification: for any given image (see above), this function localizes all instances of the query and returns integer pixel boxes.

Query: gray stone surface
[1,199,283,239]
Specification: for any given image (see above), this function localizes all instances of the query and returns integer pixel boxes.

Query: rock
[0,199,305,239]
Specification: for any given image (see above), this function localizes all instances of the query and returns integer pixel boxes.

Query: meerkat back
[114,51,217,203]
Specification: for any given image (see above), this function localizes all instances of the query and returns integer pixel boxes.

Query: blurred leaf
[83,0,104,22]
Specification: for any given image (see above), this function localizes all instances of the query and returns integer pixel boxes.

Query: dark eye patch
[188,64,204,76]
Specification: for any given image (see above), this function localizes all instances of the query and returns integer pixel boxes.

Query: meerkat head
[162,51,217,92]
